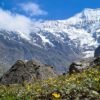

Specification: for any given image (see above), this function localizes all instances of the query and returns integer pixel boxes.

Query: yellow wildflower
[52,92,61,99]
[77,80,80,84]
[94,78,99,81]
[26,85,31,91]
[36,88,41,92]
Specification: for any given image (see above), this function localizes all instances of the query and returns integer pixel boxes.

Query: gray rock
[90,56,100,67]
[0,60,57,84]
[69,62,89,75]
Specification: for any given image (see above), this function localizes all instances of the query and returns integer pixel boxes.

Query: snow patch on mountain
[37,33,54,46]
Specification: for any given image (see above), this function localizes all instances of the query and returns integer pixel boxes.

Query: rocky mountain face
[0,60,57,84]
[94,46,100,57]
[0,8,100,73]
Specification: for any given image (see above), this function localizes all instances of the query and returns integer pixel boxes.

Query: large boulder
[0,60,57,84]
[69,62,88,75]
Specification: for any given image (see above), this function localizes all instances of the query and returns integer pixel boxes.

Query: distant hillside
[0,63,8,77]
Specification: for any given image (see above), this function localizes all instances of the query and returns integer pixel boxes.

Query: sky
[0,0,100,20]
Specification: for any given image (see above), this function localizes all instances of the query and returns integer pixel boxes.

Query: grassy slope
[0,66,100,100]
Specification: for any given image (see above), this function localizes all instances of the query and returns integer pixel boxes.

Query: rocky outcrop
[0,60,57,84]
[69,62,89,75]
[69,56,100,75]
[94,46,100,57]
[90,56,100,67]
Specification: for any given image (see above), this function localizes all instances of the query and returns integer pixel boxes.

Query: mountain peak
[67,8,100,24]
[0,8,99,72]
[82,8,100,20]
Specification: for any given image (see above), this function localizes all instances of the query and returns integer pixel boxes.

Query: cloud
[19,2,48,16]
[0,8,40,40]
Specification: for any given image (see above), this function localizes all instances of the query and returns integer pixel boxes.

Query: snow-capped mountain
[0,8,100,72]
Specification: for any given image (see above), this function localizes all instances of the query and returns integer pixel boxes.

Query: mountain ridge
[0,8,100,72]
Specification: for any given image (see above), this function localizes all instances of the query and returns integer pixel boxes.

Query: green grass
[0,66,100,100]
